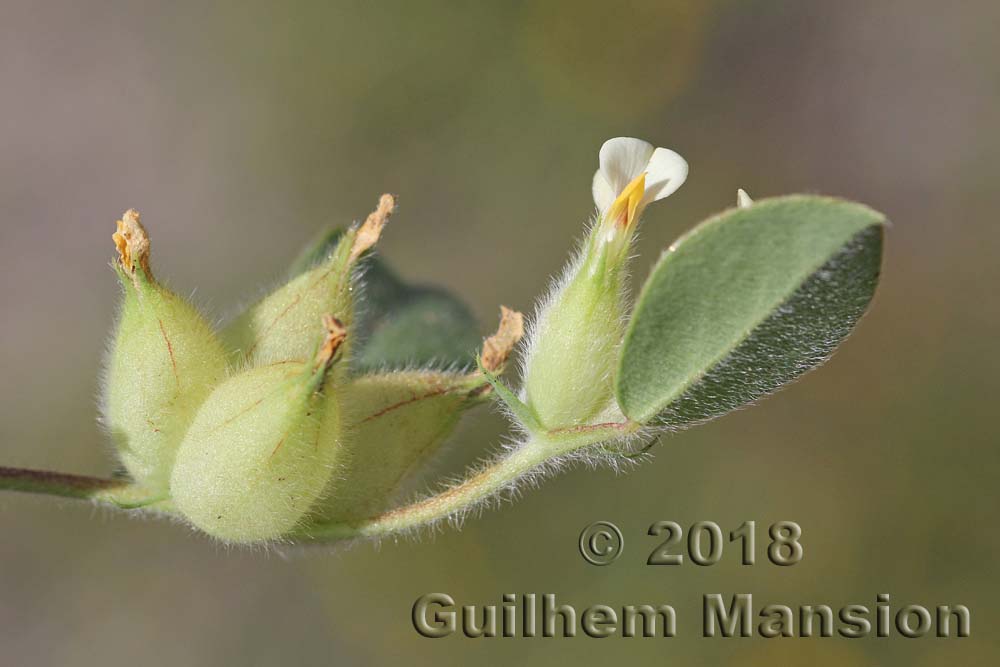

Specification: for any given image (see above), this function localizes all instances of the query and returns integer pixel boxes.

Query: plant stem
[299,420,641,541]
[0,466,158,508]
[300,442,550,541]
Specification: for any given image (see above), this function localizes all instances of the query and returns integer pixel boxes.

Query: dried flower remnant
[480,306,525,373]
[112,209,151,277]
[351,193,396,263]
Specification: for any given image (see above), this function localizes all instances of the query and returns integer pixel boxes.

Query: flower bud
[521,235,629,428]
[103,210,228,491]
[223,194,395,366]
[522,138,687,429]
[170,317,347,543]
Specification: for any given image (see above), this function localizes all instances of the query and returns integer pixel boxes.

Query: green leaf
[616,195,885,427]
[354,283,481,371]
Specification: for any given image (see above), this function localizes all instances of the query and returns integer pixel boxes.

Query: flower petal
[640,147,688,207]
[596,137,656,206]
[592,170,617,214]
[606,173,646,232]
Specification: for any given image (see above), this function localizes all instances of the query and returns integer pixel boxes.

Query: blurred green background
[1,1,997,664]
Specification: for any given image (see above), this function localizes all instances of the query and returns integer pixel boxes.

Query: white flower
[521,137,687,428]
[591,137,688,229]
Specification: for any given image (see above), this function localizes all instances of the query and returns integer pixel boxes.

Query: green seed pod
[103,210,228,492]
[311,370,481,524]
[170,317,347,543]
[223,194,395,366]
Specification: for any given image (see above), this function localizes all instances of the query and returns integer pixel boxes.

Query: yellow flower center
[606,173,646,231]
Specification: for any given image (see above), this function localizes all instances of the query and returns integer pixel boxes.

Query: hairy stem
[0,466,162,508]
[298,420,640,541]
[299,442,549,540]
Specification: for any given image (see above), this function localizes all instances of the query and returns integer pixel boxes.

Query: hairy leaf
[353,284,481,371]
[346,252,480,371]
[616,195,885,427]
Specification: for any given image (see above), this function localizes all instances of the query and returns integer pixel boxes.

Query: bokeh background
[1,1,997,664]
